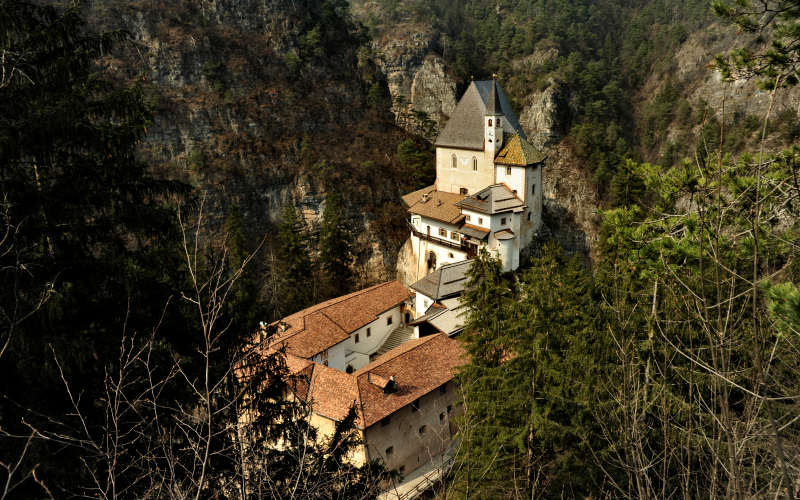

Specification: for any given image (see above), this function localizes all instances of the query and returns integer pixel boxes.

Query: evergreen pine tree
[319,193,353,296]
[277,203,314,313]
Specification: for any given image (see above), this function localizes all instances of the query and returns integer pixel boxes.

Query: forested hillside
[353,0,800,256]
[2,0,800,498]
[82,0,434,315]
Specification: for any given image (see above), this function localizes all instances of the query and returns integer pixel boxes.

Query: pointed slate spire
[487,74,502,116]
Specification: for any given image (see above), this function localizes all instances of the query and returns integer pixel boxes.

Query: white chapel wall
[435,146,494,195]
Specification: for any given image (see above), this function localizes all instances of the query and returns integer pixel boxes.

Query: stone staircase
[375,325,415,356]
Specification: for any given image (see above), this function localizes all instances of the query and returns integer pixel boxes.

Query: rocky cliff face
[82,0,417,288]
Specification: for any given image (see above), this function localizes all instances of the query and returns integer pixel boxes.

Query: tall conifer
[319,193,353,296]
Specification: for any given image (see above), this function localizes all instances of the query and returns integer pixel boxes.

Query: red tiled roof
[403,185,466,224]
[307,363,362,422]
[269,281,412,358]
[291,334,465,429]
[354,333,466,428]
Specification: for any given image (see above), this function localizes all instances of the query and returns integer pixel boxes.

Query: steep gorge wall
[81,0,416,286]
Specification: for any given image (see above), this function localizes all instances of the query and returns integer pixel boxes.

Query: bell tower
[484,75,504,159]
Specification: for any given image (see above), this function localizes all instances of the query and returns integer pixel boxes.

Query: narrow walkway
[376,325,415,356]
[378,441,457,500]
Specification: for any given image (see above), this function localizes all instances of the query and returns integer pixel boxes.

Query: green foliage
[0,0,187,493]
[454,246,611,498]
[277,203,314,313]
[319,193,354,296]
[396,138,434,185]
[713,0,800,87]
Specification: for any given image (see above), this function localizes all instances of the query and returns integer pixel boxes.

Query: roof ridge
[354,334,443,376]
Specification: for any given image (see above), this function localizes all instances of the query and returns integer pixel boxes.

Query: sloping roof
[269,281,412,358]
[459,223,490,240]
[457,184,525,215]
[495,228,516,240]
[495,134,546,166]
[409,297,466,336]
[307,362,362,423]
[404,187,466,224]
[290,334,466,429]
[435,80,525,150]
[401,185,437,208]
[354,334,466,428]
[410,260,473,300]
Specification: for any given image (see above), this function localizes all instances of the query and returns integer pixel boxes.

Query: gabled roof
[409,297,466,337]
[459,223,490,240]
[435,80,525,150]
[457,184,525,215]
[403,185,465,224]
[495,134,546,166]
[354,333,466,428]
[410,260,473,300]
[287,334,466,429]
[269,281,412,358]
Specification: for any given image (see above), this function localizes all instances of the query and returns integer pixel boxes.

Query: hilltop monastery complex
[252,79,546,491]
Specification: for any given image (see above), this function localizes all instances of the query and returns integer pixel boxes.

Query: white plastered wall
[435,146,493,195]
[364,381,459,479]
[343,306,404,371]
[494,164,526,198]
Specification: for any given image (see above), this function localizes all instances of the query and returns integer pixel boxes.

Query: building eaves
[435,80,525,150]
[406,189,465,225]
[494,133,547,166]
[456,183,525,215]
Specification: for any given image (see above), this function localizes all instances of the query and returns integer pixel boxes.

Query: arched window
[451,154,457,169]
[497,118,502,126]
[488,119,493,127]
[472,157,478,170]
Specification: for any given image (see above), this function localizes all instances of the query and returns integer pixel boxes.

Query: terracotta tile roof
[405,188,466,224]
[354,333,466,428]
[269,281,412,358]
[278,334,465,429]
[305,362,362,422]
[401,185,436,207]
[494,133,546,166]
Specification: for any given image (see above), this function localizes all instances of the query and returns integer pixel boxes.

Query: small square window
[448,252,454,258]
[387,316,393,326]
[385,446,393,456]
[501,217,506,225]
[411,399,420,412]
[460,187,468,195]
[506,166,512,176]
[439,227,447,237]
[451,231,459,240]
[478,217,483,225]
[354,333,359,343]
[465,215,471,222]
[418,425,426,435]
[366,327,371,337]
